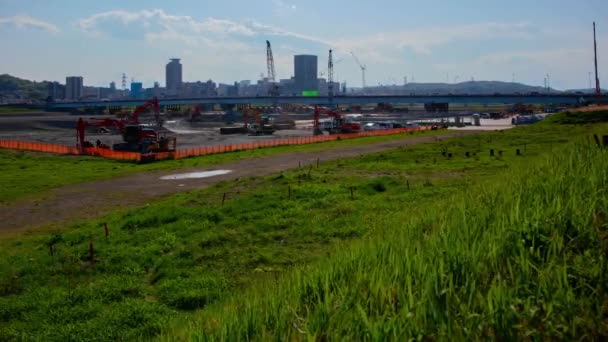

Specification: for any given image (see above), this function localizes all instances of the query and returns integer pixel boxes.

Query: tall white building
[65,76,83,100]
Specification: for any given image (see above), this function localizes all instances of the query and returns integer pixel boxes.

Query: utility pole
[594,22,601,95]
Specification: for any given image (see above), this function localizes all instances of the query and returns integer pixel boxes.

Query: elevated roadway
[41,94,600,110]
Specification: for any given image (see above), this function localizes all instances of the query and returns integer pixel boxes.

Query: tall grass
[187,140,608,340]
[1,122,604,340]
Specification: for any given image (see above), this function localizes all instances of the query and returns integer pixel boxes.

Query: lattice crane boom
[266,40,276,83]
[350,51,367,89]
[328,49,334,100]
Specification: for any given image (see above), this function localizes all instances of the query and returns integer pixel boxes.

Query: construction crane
[328,49,334,105]
[350,51,366,89]
[266,40,280,110]
[593,22,601,96]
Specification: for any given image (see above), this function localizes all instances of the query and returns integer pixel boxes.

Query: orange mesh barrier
[0,127,431,162]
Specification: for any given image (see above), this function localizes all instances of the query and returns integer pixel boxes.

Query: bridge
[40,93,601,110]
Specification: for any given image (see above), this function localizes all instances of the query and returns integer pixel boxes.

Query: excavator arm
[313,105,341,134]
[130,97,160,124]
[313,105,361,135]
[243,107,262,129]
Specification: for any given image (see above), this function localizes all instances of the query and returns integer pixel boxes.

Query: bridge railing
[0,126,431,162]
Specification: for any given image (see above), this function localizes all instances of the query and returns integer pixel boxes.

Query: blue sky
[0,0,606,89]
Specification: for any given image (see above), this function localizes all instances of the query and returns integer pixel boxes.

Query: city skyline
[0,0,606,89]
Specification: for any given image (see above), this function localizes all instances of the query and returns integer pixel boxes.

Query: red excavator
[77,117,175,153]
[190,104,202,122]
[84,97,161,131]
[76,97,175,153]
[313,105,361,135]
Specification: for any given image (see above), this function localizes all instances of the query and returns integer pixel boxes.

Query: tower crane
[328,49,334,105]
[266,40,280,111]
[350,51,366,89]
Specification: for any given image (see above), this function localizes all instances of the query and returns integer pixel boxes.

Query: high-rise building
[294,55,318,93]
[166,58,183,96]
[82,86,100,100]
[47,81,65,100]
[279,77,296,95]
[65,76,83,100]
[130,82,143,99]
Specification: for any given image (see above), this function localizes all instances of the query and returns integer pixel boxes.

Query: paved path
[0,131,481,233]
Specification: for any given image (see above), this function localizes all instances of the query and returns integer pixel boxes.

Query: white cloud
[0,15,60,33]
[72,9,602,88]
[333,22,534,63]
[76,9,323,44]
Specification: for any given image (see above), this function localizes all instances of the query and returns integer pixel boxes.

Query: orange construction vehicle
[313,105,361,135]
[243,107,275,135]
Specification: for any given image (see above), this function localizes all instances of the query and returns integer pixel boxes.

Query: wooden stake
[593,134,601,148]
[89,240,95,264]
[288,185,291,200]
[222,193,227,206]
[104,223,109,239]
[350,187,355,200]
[406,180,410,190]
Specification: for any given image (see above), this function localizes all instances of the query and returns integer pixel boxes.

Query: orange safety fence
[0,126,432,162]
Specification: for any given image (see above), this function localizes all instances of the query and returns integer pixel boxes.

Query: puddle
[160,170,232,180]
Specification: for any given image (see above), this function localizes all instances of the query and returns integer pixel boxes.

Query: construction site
[0,42,527,160]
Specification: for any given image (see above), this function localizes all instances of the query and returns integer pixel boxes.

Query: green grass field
[0,107,40,114]
[0,129,444,204]
[181,136,607,341]
[0,114,606,340]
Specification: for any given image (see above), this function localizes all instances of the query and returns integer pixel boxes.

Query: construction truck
[313,106,361,135]
[112,125,176,153]
[244,107,276,135]
[220,107,275,135]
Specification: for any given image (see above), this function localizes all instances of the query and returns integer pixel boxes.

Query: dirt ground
[0,130,482,233]
[0,112,315,150]
[0,111,504,150]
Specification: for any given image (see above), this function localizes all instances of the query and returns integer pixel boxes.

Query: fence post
[89,240,95,264]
